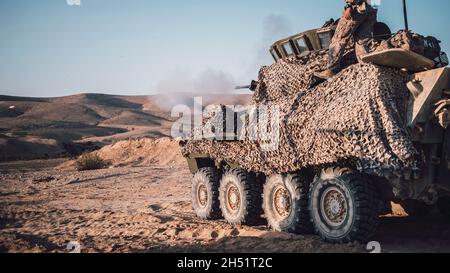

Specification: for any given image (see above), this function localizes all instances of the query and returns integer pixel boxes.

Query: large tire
[309,168,380,243]
[219,169,262,225]
[263,173,312,234]
[192,167,222,220]
[438,197,450,218]
[398,200,434,218]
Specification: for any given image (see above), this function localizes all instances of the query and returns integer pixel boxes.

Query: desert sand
[1,140,450,253]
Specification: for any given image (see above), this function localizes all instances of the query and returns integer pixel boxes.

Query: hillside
[0,93,251,161]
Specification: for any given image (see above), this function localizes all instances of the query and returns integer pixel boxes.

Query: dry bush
[75,153,109,171]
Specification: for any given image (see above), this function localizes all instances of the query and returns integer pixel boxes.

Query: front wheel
[309,168,380,243]
[192,167,222,220]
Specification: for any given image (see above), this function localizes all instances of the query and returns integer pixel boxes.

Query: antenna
[402,0,409,31]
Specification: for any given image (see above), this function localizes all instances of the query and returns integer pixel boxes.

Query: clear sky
[1,0,449,97]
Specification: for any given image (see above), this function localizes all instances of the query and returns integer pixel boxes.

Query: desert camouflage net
[182,50,419,177]
[371,30,426,55]
[254,51,357,103]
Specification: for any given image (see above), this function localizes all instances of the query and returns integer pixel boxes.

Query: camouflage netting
[253,50,357,103]
[182,46,420,177]
[371,30,426,55]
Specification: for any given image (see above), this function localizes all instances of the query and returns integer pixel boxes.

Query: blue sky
[0,0,449,97]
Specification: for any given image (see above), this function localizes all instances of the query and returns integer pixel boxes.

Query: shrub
[75,153,108,171]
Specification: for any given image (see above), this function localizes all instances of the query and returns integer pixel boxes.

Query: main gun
[235,80,259,92]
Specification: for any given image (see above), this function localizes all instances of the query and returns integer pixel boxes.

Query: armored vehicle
[182,16,450,243]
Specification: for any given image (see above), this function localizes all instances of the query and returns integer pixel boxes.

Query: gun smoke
[151,14,293,110]
[152,68,237,110]
[243,14,294,81]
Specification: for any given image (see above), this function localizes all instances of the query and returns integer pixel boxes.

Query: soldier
[315,0,377,79]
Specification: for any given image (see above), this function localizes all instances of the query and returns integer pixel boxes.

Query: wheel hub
[197,184,208,207]
[274,187,291,218]
[227,185,241,211]
[321,187,348,226]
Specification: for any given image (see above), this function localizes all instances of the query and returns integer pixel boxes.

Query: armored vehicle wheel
[192,167,222,220]
[437,197,450,218]
[398,200,434,218]
[219,169,262,225]
[263,174,312,234]
[309,168,380,243]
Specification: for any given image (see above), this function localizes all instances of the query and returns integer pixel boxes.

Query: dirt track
[1,159,450,253]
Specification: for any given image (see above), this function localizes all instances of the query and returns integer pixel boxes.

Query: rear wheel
[192,167,222,220]
[219,169,262,225]
[309,168,380,243]
[263,173,312,234]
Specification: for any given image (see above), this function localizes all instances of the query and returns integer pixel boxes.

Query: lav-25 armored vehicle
[182,13,450,243]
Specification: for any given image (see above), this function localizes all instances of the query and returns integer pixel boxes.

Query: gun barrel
[235,80,259,91]
[235,85,251,90]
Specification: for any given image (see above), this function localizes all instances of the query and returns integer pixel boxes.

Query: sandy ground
[1,159,450,253]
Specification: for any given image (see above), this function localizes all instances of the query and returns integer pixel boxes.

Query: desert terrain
[1,139,450,253]
[1,94,450,253]
[0,93,251,161]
